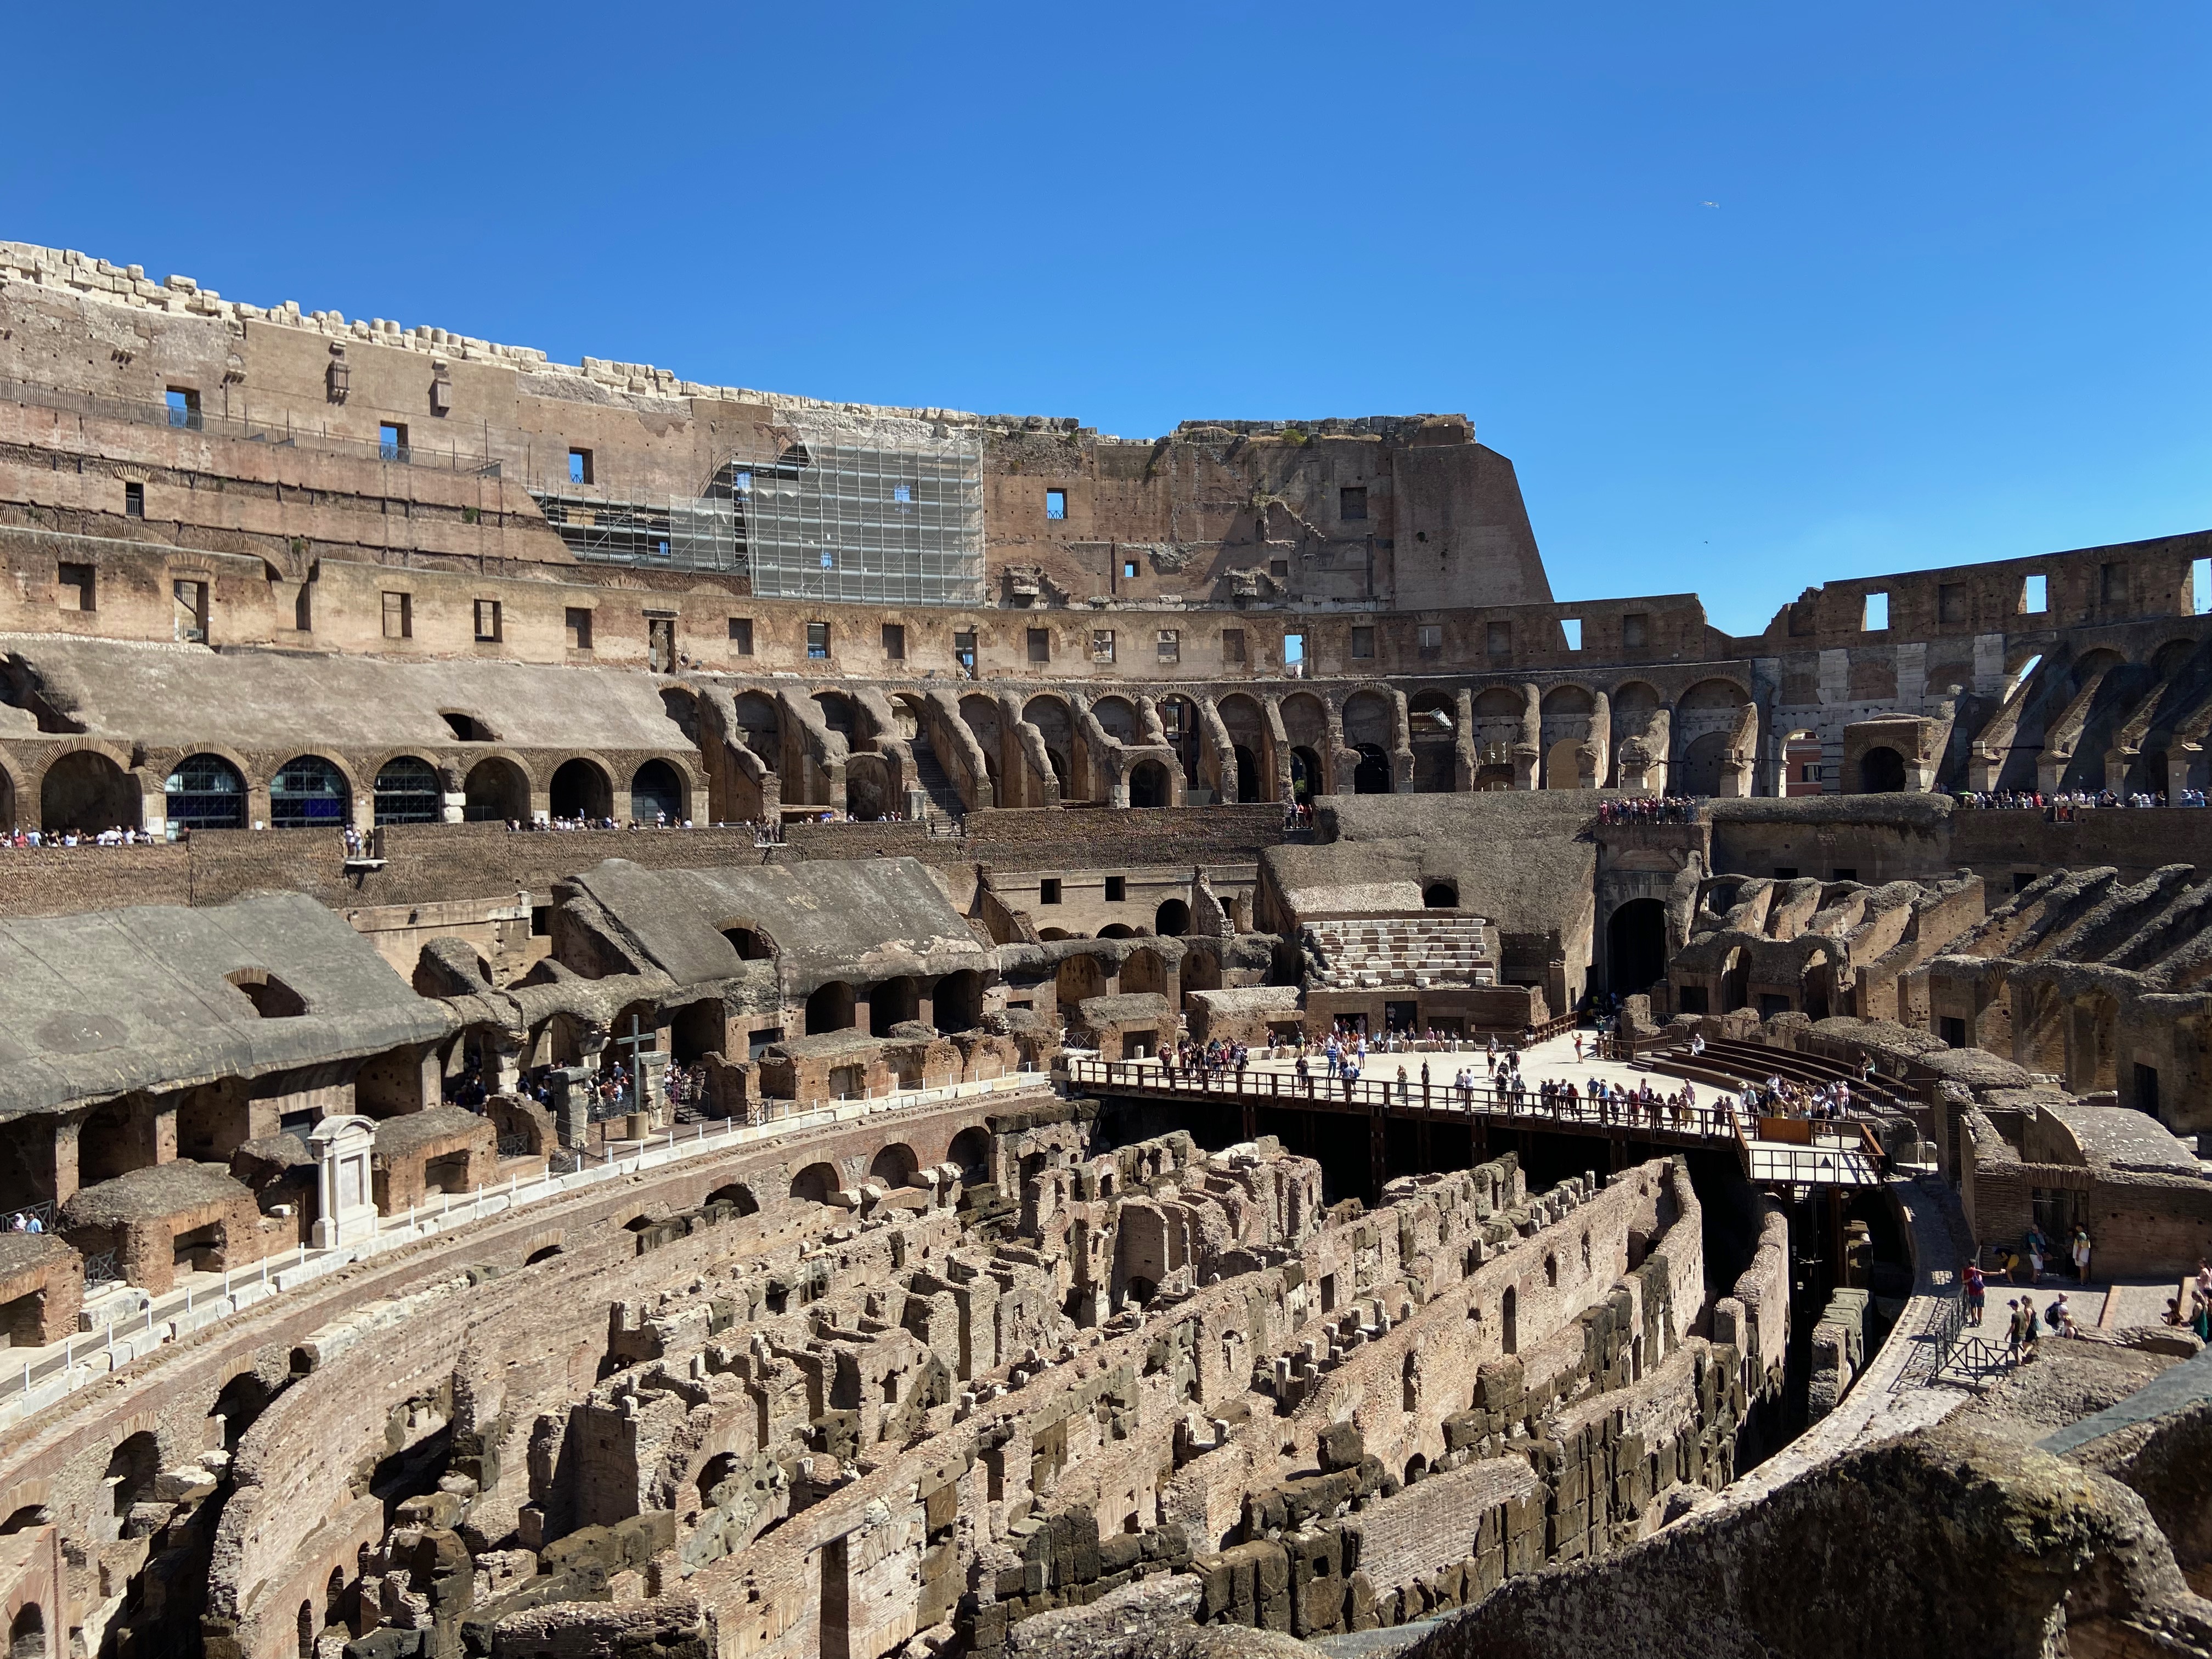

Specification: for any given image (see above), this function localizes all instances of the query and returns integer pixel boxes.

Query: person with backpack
[1965,1262,1987,1327]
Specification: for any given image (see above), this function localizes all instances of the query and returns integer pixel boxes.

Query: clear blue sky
[6,3,2209,633]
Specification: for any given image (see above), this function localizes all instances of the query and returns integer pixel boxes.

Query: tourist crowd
[1,826,159,847]
[1594,796,1700,826]
[1955,788,2208,813]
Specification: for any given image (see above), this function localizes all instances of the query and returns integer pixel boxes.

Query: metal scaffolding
[530,493,744,574]
[526,426,984,602]
[739,428,985,606]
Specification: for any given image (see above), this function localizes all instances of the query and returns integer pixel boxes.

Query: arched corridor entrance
[549,758,612,821]
[1607,899,1669,996]
[41,751,136,833]
[1858,747,1907,793]
[1353,744,1392,793]
[1128,760,1170,808]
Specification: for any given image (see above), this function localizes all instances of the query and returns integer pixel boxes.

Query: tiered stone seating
[1305,918,1493,988]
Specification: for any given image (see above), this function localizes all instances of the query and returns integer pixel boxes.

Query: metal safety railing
[1891,1291,2018,1390]
[0,1065,1045,1409]
[1059,1057,1744,1141]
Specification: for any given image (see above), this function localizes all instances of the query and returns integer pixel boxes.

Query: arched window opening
[1422,882,1458,909]
[374,757,442,826]
[868,1143,918,1188]
[1128,760,1170,809]
[11,1606,46,1659]
[804,982,855,1035]
[549,758,611,821]
[949,1127,991,1184]
[696,1452,741,1511]
[871,977,921,1035]
[932,970,983,1032]
[105,1432,157,1519]
[789,1162,842,1205]
[1154,899,1190,938]
[269,755,347,829]
[721,923,774,961]
[705,1183,760,1217]
[1859,746,1907,793]
[631,759,685,825]
[462,758,528,822]
[165,753,245,831]
[41,751,138,834]
[211,1369,272,1450]
[1502,1286,1518,1355]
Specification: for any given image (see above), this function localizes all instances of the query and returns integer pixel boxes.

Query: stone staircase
[1305,917,1493,988]
[909,737,967,831]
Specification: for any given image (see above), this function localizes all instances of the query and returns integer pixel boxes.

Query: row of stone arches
[800,969,986,1037]
[14,747,698,834]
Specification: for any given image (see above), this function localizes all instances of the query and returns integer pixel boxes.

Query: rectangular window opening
[568,448,594,486]
[474,599,502,643]
[1862,592,1889,631]
[122,481,144,518]
[1121,558,1139,580]
[1350,626,1376,660]
[165,387,201,430]
[1417,623,1442,659]
[2194,558,2212,616]
[173,579,207,644]
[1104,876,1126,902]
[1026,628,1051,664]
[381,591,411,640]
[1339,486,1367,522]
[566,607,594,651]
[954,629,977,677]
[2021,573,2048,614]
[1091,629,1116,664]
[1039,879,1062,905]
[806,622,830,660]
[58,562,94,612]
[1045,489,1066,521]
[379,421,408,462]
[1156,629,1179,664]
[1284,632,1306,677]
[1560,618,1582,651]
[728,617,754,654]
[882,623,906,661]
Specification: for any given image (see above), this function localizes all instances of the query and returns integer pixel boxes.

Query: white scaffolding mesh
[739,429,985,606]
